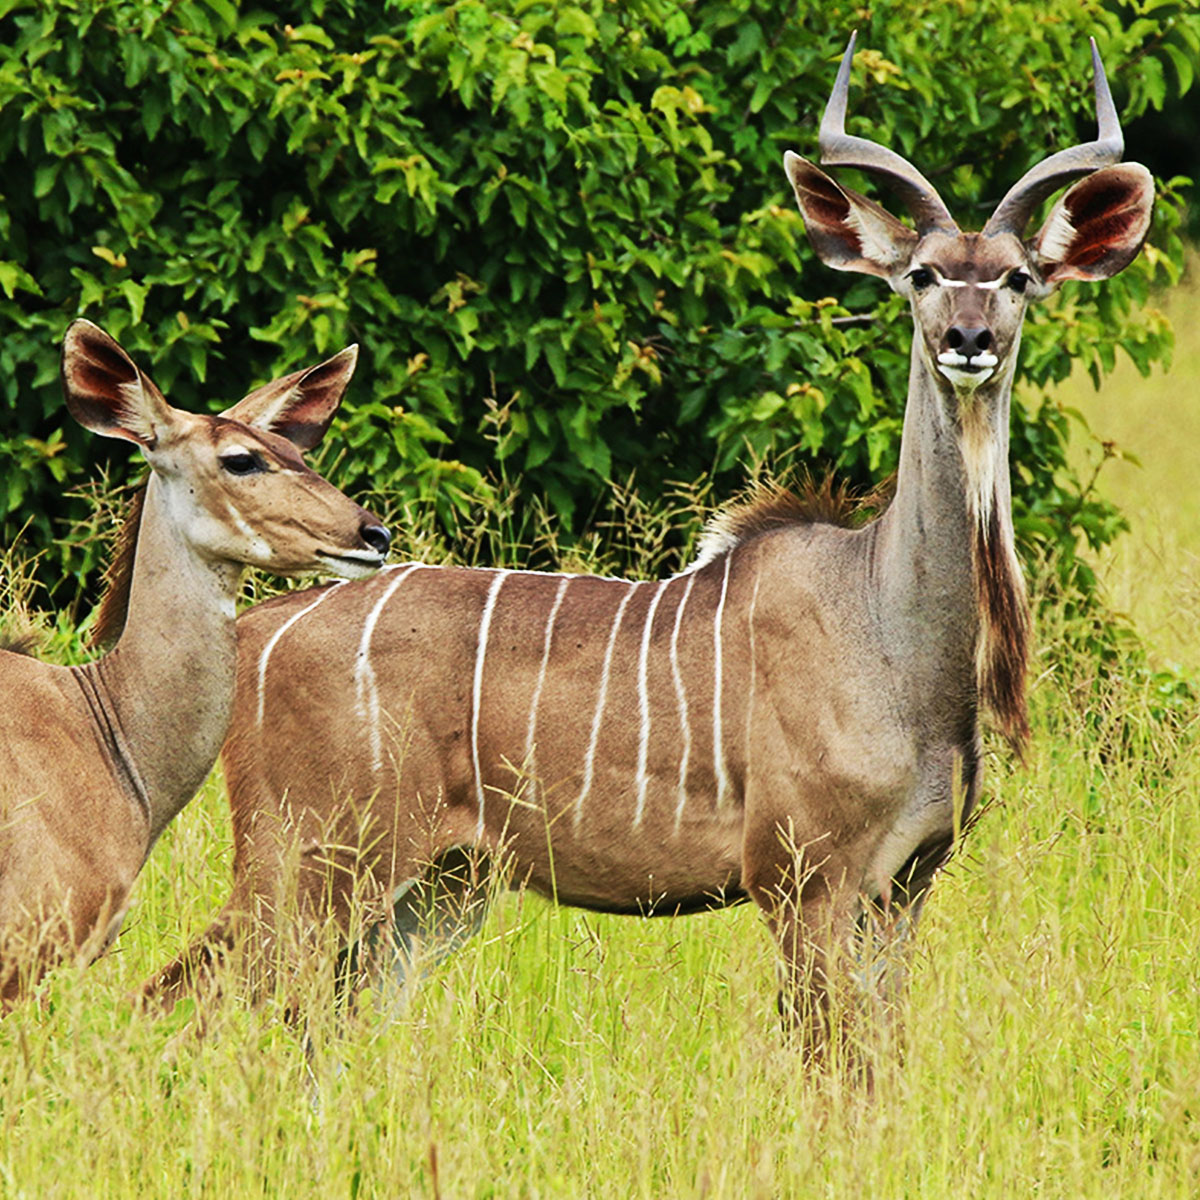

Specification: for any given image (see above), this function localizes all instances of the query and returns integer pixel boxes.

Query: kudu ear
[1031,163,1155,286]
[61,320,173,449]
[784,150,918,279]
[222,345,359,452]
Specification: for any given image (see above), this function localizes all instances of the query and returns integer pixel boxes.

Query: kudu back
[0,321,388,1008]
[144,40,1154,1055]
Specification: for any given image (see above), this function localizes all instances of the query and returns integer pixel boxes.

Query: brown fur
[138,49,1153,1060]
[720,473,1028,748]
[89,486,146,652]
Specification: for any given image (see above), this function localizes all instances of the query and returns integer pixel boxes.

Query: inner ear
[784,151,917,279]
[60,320,172,447]
[223,345,358,451]
[1032,163,1155,285]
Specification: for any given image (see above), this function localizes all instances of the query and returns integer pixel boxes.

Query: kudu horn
[817,31,958,235]
[821,34,1125,239]
[983,38,1124,235]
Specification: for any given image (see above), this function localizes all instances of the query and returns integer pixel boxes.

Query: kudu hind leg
[363,846,493,1012]
[139,807,328,1015]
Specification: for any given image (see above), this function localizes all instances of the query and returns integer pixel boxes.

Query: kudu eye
[220,450,265,476]
[1006,270,1031,294]
[907,267,935,291]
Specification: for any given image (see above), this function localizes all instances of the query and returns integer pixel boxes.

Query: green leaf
[119,279,150,325]
[0,0,1190,625]
[1163,43,1194,97]
[0,261,42,299]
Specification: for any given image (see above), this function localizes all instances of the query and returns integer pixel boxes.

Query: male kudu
[144,40,1153,1055]
[0,321,389,1008]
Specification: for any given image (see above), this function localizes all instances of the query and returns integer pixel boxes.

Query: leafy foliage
[0,0,1195,607]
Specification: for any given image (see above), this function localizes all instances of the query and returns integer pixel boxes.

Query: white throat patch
[937,351,998,390]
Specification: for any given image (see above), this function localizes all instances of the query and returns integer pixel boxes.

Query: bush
[0,0,1194,607]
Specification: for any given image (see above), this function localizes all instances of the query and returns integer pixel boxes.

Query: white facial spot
[937,351,998,369]
[935,276,1006,291]
[223,500,274,564]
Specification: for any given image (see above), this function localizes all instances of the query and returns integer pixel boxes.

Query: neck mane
[971,483,1031,755]
[89,485,146,651]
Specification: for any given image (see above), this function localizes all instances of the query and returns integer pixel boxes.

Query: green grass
[3,276,1200,1197]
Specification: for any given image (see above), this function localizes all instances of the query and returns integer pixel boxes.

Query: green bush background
[0,0,1195,608]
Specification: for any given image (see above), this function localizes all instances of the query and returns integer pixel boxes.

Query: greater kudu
[144,40,1154,1055]
[0,321,389,1008]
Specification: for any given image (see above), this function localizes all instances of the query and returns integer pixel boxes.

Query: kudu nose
[360,521,392,557]
[945,326,993,357]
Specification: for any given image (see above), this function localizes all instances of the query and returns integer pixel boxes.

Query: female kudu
[145,41,1153,1054]
[0,320,389,1008]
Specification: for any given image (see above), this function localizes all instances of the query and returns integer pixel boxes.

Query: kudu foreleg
[745,826,867,1067]
[136,910,244,1014]
[135,829,328,1015]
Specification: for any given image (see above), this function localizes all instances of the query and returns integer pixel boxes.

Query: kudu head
[61,319,390,580]
[785,36,1154,408]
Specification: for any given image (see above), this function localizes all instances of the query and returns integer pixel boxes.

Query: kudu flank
[0,321,388,1008]
[144,40,1153,1055]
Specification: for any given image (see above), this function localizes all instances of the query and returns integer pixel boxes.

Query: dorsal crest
[690,475,889,569]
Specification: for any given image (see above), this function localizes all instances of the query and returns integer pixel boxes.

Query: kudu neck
[82,474,244,849]
[876,335,1019,696]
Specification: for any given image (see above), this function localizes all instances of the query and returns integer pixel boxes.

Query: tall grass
[3,664,1197,1197]
[2,280,1199,1197]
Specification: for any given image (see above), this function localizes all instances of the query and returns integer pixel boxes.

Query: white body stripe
[743,568,763,794]
[669,571,697,831]
[633,577,671,827]
[574,581,637,828]
[523,575,571,808]
[471,571,510,838]
[355,564,424,772]
[255,582,346,727]
[712,553,734,808]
